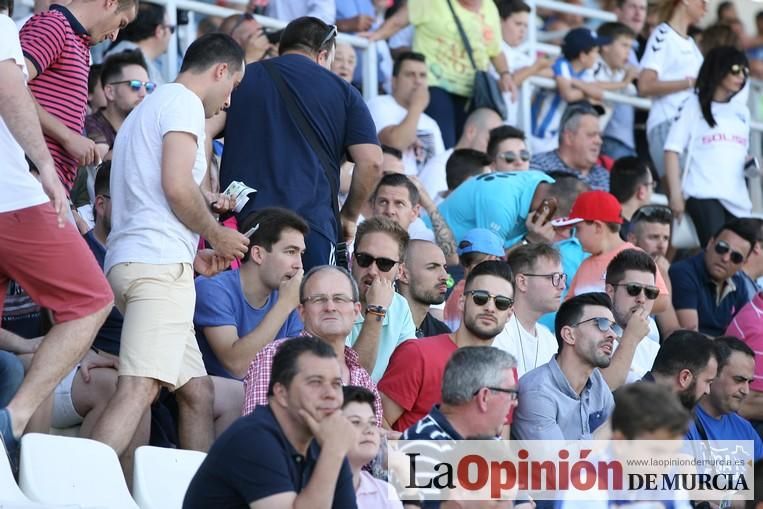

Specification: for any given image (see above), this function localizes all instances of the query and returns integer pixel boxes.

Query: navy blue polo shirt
[220,54,378,242]
[669,253,752,337]
[183,405,357,509]
[83,230,123,355]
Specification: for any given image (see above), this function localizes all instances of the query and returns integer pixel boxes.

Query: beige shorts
[108,262,205,390]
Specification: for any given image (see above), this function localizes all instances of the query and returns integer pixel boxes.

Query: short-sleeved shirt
[669,253,752,337]
[530,149,610,191]
[726,292,763,392]
[377,334,457,432]
[346,293,417,382]
[408,0,502,97]
[194,269,303,379]
[105,83,207,272]
[416,312,451,338]
[83,230,124,356]
[183,405,357,509]
[20,5,92,193]
[242,337,383,424]
[220,54,378,242]
[493,314,558,378]
[0,14,49,213]
[512,355,614,440]
[686,404,763,462]
[437,170,555,249]
[84,109,117,149]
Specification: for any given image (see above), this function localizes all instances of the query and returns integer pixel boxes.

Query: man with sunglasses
[486,125,532,172]
[513,292,615,441]
[378,260,514,432]
[669,219,757,337]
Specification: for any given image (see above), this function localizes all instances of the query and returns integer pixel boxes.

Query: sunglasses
[164,24,176,34]
[522,272,567,288]
[730,64,750,77]
[464,290,514,311]
[714,240,745,264]
[109,80,157,94]
[632,204,672,224]
[613,283,660,300]
[354,252,399,272]
[320,24,337,49]
[573,316,616,332]
[498,149,531,164]
[473,386,519,400]
[228,12,254,36]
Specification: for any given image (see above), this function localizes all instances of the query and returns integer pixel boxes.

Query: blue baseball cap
[562,28,612,59]
[457,229,504,257]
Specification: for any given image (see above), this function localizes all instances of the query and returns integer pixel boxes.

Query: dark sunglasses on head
[464,290,514,311]
[498,149,531,164]
[714,240,745,264]
[109,80,157,94]
[354,252,399,272]
[632,204,672,225]
[730,64,750,77]
[320,24,337,49]
[573,316,616,332]
[613,283,660,300]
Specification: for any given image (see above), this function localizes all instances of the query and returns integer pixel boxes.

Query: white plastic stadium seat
[132,446,207,509]
[18,433,138,509]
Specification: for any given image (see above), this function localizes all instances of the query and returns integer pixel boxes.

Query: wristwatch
[365,305,387,322]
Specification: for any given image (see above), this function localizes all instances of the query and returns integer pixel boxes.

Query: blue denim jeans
[0,350,24,407]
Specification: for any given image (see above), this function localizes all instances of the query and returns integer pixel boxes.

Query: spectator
[513,292,615,440]
[242,265,383,421]
[265,0,336,24]
[494,0,553,127]
[748,12,763,80]
[0,11,113,467]
[637,0,704,180]
[220,16,382,271]
[347,217,416,381]
[716,0,737,25]
[367,0,516,148]
[367,52,445,176]
[87,63,108,113]
[105,1,173,84]
[529,29,607,155]
[494,243,562,377]
[90,34,249,457]
[19,0,139,193]
[438,170,559,249]
[531,102,610,191]
[219,12,273,64]
[443,228,505,331]
[739,219,763,295]
[183,337,358,508]
[609,156,655,238]
[644,330,718,410]
[341,386,404,508]
[593,22,640,161]
[418,108,502,202]
[726,290,763,431]
[602,249,660,388]
[397,240,451,338]
[664,46,751,247]
[487,125,531,172]
[614,0,647,43]
[330,41,357,82]
[379,260,514,432]
[194,208,308,380]
[686,336,763,461]
[669,218,756,336]
[441,148,493,199]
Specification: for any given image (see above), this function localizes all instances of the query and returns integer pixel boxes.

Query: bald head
[461,108,503,152]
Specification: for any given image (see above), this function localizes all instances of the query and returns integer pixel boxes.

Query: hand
[341,14,374,32]
[407,175,433,209]
[409,85,430,112]
[79,349,119,383]
[18,336,42,355]
[278,268,304,309]
[205,192,236,215]
[586,82,604,102]
[524,207,555,244]
[37,164,67,228]
[499,72,518,102]
[208,226,249,261]
[669,194,685,223]
[365,276,395,309]
[194,248,231,276]
[299,408,358,455]
[623,65,639,83]
[653,254,671,278]
[380,428,402,440]
[340,214,357,244]
[356,30,382,41]
[534,57,552,71]
[63,132,99,166]
[621,305,650,346]
[248,29,272,61]
[70,206,91,235]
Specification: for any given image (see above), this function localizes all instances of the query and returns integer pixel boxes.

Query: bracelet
[365,305,387,322]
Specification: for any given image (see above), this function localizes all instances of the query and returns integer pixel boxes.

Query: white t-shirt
[592,56,637,147]
[612,334,660,384]
[418,147,453,205]
[105,83,207,272]
[493,313,558,378]
[0,15,49,214]
[366,94,445,176]
[491,41,534,127]
[664,94,751,217]
[639,22,703,132]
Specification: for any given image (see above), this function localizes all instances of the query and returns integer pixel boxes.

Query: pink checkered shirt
[242,337,383,426]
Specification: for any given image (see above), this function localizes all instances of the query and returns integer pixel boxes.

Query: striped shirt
[20,5,92,194]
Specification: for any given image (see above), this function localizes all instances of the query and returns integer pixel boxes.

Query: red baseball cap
[552,190,623,227]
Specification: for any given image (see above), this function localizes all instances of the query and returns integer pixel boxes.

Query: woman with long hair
[664,46,751,246]
[638,0,706,180]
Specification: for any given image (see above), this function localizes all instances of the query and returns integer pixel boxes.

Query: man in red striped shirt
[20,0,138,194]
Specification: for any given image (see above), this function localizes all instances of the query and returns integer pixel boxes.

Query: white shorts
[51,366,83,428]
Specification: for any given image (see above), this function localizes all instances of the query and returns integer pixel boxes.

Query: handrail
[535,0,617,22]
[526,75,652,109]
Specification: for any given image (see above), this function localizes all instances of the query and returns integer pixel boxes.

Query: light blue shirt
[346,293,416,382]
[539,234,589,332]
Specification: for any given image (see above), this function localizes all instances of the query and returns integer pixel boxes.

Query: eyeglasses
[612,283,660,300]
[354,252,399,272]
[497,149,531,164]
[642,179,658,191]
[714,240,745,264]
[473,386,519,400]
[227,12,254,36]
[522,272,567,288]
[632,204,672,224]
[301,294,355,305]
[164,24,176,34]
[573,316,616,332]
[320,24,337,49]
[464,290,514,311]
[109,80,157,94]
[730,64,750,77]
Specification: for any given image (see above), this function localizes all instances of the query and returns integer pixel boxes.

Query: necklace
[515,315,540,374]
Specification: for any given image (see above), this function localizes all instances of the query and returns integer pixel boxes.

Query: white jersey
[493,313,558,378]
